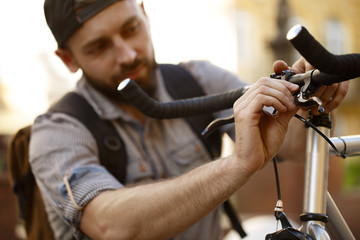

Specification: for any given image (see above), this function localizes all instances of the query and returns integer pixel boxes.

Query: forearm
[80,156,247,240]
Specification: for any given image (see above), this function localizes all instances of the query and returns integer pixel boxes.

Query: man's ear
[139,1,147,17]
[55,48,80,73]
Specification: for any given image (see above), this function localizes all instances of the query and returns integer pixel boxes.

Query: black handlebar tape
[289,69,359,87]
[117,79,247,119]
[287,24,360,75]
[311,71,360,86]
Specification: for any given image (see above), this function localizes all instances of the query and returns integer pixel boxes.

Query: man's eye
[122,22,140,37]
[87,42,107,54]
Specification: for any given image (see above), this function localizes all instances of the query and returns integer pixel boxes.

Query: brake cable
[294,113,346,158]
[269,111,347,236]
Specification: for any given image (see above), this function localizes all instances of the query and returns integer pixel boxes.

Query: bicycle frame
[294,113,358,240]
[327,136,360,239]
[266,113,359,240]
[300,116,331,239]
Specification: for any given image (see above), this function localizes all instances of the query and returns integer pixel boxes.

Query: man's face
[66,0,157,101]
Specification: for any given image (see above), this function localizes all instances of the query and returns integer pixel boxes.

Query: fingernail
[290,83,299,91]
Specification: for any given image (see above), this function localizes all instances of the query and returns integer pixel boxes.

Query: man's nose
[113,36,137,65]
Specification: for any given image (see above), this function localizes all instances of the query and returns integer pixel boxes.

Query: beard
[83,57,158,104]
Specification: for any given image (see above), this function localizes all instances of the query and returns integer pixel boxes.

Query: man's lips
[122,65,144,81]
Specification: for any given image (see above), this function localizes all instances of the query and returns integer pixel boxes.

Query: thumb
[273,60,290,74]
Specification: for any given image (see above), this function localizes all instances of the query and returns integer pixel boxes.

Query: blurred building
[234,0,360,239]
[235,0,360,130]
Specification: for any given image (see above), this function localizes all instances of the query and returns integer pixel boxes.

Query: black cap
[44,0,120,48]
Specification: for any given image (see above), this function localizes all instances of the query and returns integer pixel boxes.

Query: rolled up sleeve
[29,112,123,238]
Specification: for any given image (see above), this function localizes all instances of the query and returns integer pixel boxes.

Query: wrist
[225,154,258,185]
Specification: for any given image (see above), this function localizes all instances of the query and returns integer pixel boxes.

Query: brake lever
[202,70,325,137]
[271,70,324,113]
[202,114,234,137]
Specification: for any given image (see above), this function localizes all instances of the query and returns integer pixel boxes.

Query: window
[325,20,345,54]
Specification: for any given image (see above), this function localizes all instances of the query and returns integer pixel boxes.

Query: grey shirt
[29,60,247,240]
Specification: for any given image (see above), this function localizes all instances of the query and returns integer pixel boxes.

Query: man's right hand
[231,77,299,176]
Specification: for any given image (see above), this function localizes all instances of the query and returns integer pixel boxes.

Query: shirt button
[195,145,202,153]
[139,164,147,172]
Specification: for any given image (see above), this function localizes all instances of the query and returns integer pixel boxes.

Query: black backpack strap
[48,92,127,183]
[159,64,247,238]
[159,64,222,158]
[223,201,247,238]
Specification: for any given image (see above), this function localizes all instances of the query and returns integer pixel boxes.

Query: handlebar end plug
[286,24,303,41]
[117,78,131,91]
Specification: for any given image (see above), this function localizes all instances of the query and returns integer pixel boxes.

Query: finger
[251,78,299,95]
[313,86,326,98]
[234,93,291,124]
[291,57,314,74]
[251,93,290,113]
[318,84,338,107]
[323,81,349,112]
[273,60,289,74]
[241,81,294,108]
[236,79,298,113]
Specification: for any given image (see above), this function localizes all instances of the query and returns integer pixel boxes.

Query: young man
[30,0,348,239]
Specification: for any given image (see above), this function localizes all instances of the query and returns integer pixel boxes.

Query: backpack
[7,64,246,239]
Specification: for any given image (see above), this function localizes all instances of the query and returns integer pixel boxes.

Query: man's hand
[273,57,349,163]
[232,77,299,176]
[273,57,349,114]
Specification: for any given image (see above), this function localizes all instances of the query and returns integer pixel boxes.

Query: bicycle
[118,24,360,240]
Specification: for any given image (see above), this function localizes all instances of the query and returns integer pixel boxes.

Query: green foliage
[344,156,360,191]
